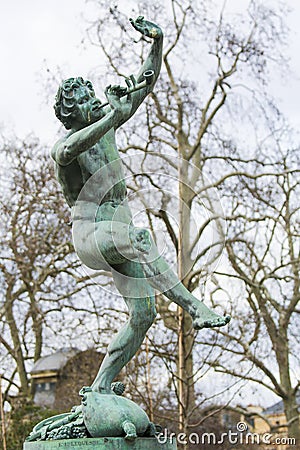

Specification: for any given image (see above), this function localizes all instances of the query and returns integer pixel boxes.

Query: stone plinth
[24,436,177,450]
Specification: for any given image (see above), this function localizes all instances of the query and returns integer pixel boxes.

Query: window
[35,381,56,392]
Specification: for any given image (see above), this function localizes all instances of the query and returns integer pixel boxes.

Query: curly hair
[54,77,95,129]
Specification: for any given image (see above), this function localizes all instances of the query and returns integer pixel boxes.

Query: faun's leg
[76,220,230,332]
[126,228,231,330]
[91,260,156,393]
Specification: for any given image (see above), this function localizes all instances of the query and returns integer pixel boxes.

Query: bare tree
[196,139,300,443]
[0,136,112,404]
[78,1,292,447]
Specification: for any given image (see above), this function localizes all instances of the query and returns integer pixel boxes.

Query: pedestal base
[23,436,177,450]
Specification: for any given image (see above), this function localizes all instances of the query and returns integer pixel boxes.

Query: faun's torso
[55,129,127,209]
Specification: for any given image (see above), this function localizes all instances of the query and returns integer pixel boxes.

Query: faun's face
[71,80,104,129]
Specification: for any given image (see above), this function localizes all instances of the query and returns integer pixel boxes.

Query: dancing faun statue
[52,15,230,396]
[25,16,231,445]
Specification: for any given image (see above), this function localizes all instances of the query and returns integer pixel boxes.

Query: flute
[99,70,155,108]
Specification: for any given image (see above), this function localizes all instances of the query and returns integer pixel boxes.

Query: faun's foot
[130,228,152,254]
[193,313,231,330]
[91,382,125,395]
[111,381,125,396]
[90,385,111,395]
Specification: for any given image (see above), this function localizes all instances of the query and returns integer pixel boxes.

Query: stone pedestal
[24,436,177,450]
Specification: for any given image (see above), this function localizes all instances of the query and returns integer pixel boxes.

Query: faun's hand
[105,83,132,117]
[129,16,162,39]
[105,85,126,110]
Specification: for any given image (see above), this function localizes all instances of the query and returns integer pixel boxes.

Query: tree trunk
[282,396,300,446]
[277,326,300,444]
[5,293,29,396]
[177,156,196,449]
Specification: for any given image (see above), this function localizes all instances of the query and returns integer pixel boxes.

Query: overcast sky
[1,0,299,409]
[1,0,300,145]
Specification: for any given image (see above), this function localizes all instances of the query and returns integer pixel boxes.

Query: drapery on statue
[52,17,230,396]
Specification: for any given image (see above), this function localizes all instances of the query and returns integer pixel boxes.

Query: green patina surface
[50,14,230,398]
[25,13,231,449]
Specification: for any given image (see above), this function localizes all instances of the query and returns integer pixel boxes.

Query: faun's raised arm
[131,16,163,86]
[115,16,163,128]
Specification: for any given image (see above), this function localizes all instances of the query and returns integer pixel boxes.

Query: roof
[263,391,300,416]
[31,347,80,374]
[263,400,285,415]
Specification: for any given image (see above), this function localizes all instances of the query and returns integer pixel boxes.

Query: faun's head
[54,77,103,130]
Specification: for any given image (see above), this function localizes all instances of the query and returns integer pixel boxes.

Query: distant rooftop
[263,391,300,416]
[31,347,80,374]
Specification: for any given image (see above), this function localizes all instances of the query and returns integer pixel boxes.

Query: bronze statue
[51,16,230,396]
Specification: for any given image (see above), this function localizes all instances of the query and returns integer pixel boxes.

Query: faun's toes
[193,314,231,330]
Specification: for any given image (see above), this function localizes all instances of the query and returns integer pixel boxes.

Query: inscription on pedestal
[24,436,177,450]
